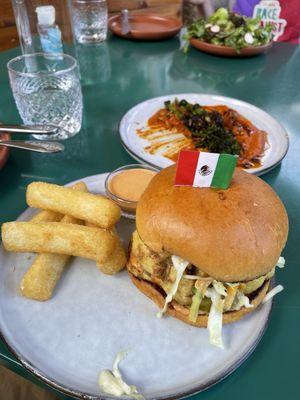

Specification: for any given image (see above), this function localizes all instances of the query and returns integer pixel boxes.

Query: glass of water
[7,53,83,139]
[70,0,108,44]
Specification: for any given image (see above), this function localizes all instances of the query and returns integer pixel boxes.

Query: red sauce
[147,105,267,168]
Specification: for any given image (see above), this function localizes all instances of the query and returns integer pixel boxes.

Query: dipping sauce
[108,169,156,202]
[105,165,157,219]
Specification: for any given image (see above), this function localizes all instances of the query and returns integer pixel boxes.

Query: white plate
[0,174,272,399]
[119,94,289,175]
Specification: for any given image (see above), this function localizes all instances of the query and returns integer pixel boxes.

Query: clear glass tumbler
[7,53,83,139]
[70,0,108,44]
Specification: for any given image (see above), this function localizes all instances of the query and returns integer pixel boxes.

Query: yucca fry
[31,209,62,223]
[85,221,116,234]
[20,253,70,300]
[96,238,127,275]
[2,222,117,263]
[85,222,126,274]
[20,182,87,301]
[85,221,97,228]
[26,182,121,228]
[29,181,87,222]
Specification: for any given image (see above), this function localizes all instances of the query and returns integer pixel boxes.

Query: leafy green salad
[184,7,273,53]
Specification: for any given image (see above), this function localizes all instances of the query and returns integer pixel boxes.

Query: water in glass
[71,0,108,44]
[8,53,83,140]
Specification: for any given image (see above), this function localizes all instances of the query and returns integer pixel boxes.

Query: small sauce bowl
[105,164,158,219]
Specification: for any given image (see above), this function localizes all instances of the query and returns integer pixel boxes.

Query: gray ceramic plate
[0,174,272,399]
[119,94,289,176]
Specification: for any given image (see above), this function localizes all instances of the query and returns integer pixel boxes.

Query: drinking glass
[7,53,83,139]
[70,0,108,44]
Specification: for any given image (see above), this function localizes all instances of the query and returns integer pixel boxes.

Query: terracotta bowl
[0,133,10,170]
[190,38,273,57]
[109,14,182,41]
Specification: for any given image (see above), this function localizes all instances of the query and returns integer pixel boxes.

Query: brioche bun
[136,165,288,282]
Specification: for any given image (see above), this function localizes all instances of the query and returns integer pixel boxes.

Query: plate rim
[189,37,273,54]
[0,303,272,400]
[108,14,182,40]
[0,172,273,400]
[119,93,289,176]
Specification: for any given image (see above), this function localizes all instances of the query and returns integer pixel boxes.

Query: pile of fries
[1,181,127,301]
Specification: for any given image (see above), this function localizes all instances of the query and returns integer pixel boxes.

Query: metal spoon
[0,140,65,153]
[0,124,59,135]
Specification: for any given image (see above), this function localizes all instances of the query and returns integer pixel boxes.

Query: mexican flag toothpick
[174,150,237,190]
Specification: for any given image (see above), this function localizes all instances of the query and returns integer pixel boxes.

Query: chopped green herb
[165,99,241,155]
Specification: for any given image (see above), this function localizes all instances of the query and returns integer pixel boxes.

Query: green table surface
[0,38,299,399]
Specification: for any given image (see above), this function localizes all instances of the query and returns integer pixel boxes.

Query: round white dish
[0,173,272,399]
[119,94,289,176]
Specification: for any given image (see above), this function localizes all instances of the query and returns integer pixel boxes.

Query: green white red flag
[174,150,237,190]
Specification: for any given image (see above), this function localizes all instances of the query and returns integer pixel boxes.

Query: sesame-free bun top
[136,165,288,282]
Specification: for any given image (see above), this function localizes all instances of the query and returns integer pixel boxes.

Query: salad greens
[184,7,273,53]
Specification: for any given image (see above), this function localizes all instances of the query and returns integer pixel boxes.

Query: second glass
[70,0,108,44]
[7,53,83,140]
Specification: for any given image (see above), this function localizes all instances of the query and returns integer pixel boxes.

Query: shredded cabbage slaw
[98,351,144,399]
[206,286,225,348]
[158,256,285,348]
[157,255,189,318]
[262,285,284,304]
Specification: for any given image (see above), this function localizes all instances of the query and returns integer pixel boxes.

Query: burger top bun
[136,165,288,282]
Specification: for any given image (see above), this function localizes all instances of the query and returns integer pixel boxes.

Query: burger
[127,165,288,348]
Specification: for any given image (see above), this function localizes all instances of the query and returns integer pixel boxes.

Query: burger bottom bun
[128,269,270,327]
